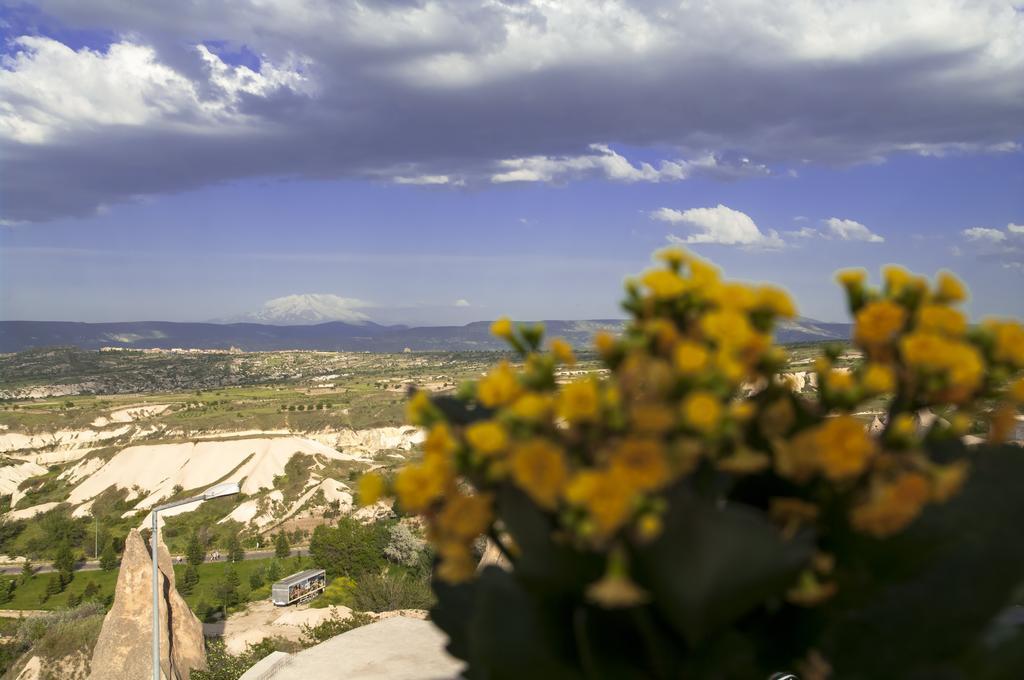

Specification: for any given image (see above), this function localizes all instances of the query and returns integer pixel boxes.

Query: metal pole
[152,509,160,680]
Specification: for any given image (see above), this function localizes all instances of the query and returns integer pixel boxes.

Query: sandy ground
[203,601,355,654]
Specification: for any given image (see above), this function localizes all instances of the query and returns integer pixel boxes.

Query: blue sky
[1,1,1023,325]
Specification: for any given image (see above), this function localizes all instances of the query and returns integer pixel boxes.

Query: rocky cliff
[88,529,206,680]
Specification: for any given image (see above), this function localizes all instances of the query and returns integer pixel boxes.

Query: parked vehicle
[271,568,326,606]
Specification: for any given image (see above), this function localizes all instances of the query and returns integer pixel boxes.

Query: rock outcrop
[88,529,206,680]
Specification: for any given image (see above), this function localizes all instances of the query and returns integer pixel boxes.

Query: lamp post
[151,482,240,680]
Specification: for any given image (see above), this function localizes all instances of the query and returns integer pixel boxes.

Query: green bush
[192,637,300,680]
[308,576,356,609]
[300,610,374,645]
[353,570,433,612]
[308,517,388,579]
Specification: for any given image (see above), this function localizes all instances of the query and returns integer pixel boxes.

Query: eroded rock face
[88,529,206,680]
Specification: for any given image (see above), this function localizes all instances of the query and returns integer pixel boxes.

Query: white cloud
[785,226,820,239]
[962,226,1007,242]
[392,174,463,186]
[490,145,766,184]
[454,299,471,307]
[824,218,885,243]
[958,223,1024,270]
[0,37,310,145]
[3,0,1024,221]
[653,204,783,248]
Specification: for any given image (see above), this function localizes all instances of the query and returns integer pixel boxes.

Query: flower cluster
[361,248,1024,609]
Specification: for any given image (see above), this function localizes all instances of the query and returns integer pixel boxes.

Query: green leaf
[467,566,584,680]
[631,487,813,644]
[823,444,1024,677]
[495,485,603,594]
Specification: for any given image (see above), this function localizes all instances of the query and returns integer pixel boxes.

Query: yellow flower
[730,400,756,422]
[930,460,969,503]
[641,268,688,299]
[424,422,457,460]
[815,416,875,481]
[508,392,552,422]
[708,282,757,311]
[629,403,675,434]
[854,300,907,346]
[700,309,754,348]
[357,473,385,507]
[549,337,576,365]
[435,542,475,584]
[476,361,522,408]
[610,437,670,491]
[850,473,930,537]
[935,271,968,303]
[557,379,601,424]
[715,351,746,385]
[394,462,447,512]
[465,420,509,456]
[510,439,568,510]
[490,316,514,339]
[917,304,966,337]
[1011,378,1024,404]
[716,449,771,475]
[681,391,722,434]
[773,429,819,483]
[985,319,1024,368]
[891,413,917,439]
[405,390,434,426]
[687,258,721,288]
[755,285,797,318]
[861,363,895,394]
[824,369,854,392]
[673,340,709,375]
[900,332,985,396]
[950,412,972,436]
[565,471,635,538]
[437,492,493,540]
[655,246,689,267]
[989,404,1018,444]
[635,513,663,542]
[882,265,925,296]
[836,268,867,288]
[594,330,617,357]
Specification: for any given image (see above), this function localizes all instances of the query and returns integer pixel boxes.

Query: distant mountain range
[0,317,850,354]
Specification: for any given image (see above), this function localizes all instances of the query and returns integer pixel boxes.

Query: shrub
[300,610,374,645]
[308,517,387,579]
[383,523,425,567]
[352,570,433,612]
[192,637,300,680]
[372,249,1024,678]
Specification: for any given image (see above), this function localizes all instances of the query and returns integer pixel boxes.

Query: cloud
[392,174,464,186]
[3,0,1024,221]
[962,226,1007,242]
[958,223,1024,270]
[785,226,820,239]
[653,204,784,248]
[454,299,471,307]
[824,217,885,243]
[490,145,766,184]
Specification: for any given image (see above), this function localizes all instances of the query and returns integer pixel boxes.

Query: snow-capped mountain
[229,294,372,326]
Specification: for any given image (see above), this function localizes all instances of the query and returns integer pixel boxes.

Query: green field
[0,557,305,613]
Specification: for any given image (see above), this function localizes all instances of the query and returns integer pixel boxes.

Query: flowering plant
[361,248,1024,678]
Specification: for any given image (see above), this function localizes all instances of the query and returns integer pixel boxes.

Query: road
[0,547,308,576]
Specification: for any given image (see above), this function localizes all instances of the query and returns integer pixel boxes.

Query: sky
[1,0,1022,326]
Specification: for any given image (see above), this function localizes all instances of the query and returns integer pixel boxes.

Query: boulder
[88,529,206,680]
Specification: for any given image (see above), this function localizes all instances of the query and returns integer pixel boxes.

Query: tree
[0,578,14,605]
[249,567,264,590]
[266,560,281,583]
[99,542,118,571]
[54,542,76,586]
[67,590,82,608]
[186,531,206,567]
[82,580,100,601]
[45,572,62,596]
[274,532,291,559]
[215,566,241,615]
[180,564,199,595]
[309,517,389,579]
[19,560,33,585]
[226,534,244,563]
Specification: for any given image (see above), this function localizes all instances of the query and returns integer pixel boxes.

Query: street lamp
[151,482,240,680]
